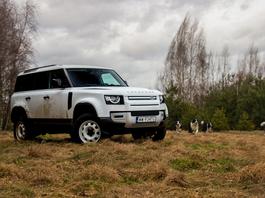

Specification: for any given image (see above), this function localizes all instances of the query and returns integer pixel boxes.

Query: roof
[19,64,112,75]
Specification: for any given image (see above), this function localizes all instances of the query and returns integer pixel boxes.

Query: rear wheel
[13,116,34,141]
[132,132,145,140]
[72,114,102,143]
[152,123,166,141]
[131,129,151,140]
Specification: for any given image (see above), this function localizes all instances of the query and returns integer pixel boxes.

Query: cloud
[202,0,265,55]
[15,0,265,88]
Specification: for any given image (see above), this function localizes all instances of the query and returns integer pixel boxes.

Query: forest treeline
[161,15,265,131]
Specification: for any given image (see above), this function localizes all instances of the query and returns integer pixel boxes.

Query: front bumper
[99,114,165,135]
[109,110,166,128]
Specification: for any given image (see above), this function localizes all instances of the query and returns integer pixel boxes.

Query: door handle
[25,97,31,101]
[43,96,50,100]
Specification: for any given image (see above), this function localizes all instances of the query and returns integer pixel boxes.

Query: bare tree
[218,45,230,88]
[247,45,260,76]
[207,51,217,88]
[259,57,265,78]
[0,0,37,130]
[195,30,207,104]
[237,44,262,79]
[161,14,207,105]
[160,15,265,110]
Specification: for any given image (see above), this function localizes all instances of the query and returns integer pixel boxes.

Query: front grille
[130,104,159,107]
[128,96,157,100]
[131,111,159,116]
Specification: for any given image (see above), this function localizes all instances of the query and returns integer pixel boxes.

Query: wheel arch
[73,103,98,122]
[11,106,28,123]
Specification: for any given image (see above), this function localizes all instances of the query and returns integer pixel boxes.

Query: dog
[175,120,182,133]
[201,121,213,133]
[189,119,199,134]
[260,121,265,133]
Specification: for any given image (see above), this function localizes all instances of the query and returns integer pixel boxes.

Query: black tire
[13,116,34,141]
[131,132,144,140]
[152,124,166,141]
[131,129,150,140]
[71,114,102,143]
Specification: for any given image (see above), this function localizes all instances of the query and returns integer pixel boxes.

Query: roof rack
[24,64,57,73]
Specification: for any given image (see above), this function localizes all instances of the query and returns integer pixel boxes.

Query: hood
[77,86,162,96]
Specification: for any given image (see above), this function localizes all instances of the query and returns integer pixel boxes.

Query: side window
[14,74,35,92]
[49,69,70,88]
[34,72,49,90]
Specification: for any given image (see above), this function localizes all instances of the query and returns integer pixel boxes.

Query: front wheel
[72,114,102,143]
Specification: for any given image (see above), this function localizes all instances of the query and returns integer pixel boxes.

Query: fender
[72,102,99,121]
[69,93,106,118]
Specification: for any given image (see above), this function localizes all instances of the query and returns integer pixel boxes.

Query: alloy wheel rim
[16,122,26,140]
[79,120,101,143]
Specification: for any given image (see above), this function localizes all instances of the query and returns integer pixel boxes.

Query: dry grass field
[0,131,265,198]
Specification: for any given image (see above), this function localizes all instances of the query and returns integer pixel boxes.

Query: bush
[164,96,182,130]
[212,108,229,131]
[165,96,199,130]
[236,112,255,131]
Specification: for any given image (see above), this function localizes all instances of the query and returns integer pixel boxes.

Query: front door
[42,69,71,119]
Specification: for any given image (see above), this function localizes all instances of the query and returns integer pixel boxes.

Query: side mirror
[124,80,128,86]
[51,78,62,88]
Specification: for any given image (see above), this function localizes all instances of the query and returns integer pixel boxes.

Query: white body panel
[41,89,69,119]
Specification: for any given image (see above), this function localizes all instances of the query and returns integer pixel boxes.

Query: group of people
[175,119,213,134]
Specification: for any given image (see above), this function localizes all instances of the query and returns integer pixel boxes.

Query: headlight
[159,95,165,104]
[104,95,124,105]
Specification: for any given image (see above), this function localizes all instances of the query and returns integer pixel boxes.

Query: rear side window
[35,72,49,90]
[14,69,70,92]
[14,71,49,92]
[14,74,35,92]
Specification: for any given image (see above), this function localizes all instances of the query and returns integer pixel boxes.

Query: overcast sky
[17,0,265,88]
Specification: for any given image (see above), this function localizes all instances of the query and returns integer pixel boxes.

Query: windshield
[66,68,127,87]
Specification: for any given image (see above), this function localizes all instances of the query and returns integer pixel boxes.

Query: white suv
[11,65,168,143]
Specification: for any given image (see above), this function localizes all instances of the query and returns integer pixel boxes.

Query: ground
[0,131,265,198]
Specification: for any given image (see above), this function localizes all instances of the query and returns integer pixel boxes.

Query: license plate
[136,116,156,123]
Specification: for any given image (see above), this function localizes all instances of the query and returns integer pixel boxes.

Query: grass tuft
[170,158,202,171]
[81,164,122,183]
[238,163,265,184]
[27,146,52,158]
[71,151,93,161]
[32,176,53,187]
[165,172,189,187]
[210,158,237,173]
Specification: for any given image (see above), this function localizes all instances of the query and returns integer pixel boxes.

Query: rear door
[13,74,37,119]
[30,72,49,118]
[14,72,49,119]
